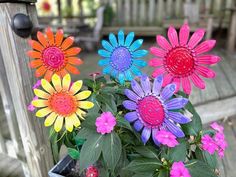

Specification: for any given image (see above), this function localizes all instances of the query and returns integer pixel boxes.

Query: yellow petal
[78,101,94,110]
[75,90,92,100]
[34,89,50,99]
[44,112,57,126]
[70,80,83,95]
[41,79,55,94]
[54,115,64,132]
[65,117,74,132]
[76,108,87,120]
[70,114,81,127]
[36,107,52,117]
[52,74,62,92]
[62,74,71,91]
[32,99,48,108]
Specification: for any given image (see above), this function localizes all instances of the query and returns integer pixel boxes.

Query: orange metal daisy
[28,27,83,81]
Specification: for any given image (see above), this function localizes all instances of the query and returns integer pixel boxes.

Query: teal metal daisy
[98,30,148,84]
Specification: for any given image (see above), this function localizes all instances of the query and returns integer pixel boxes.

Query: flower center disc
[110,47,132,71]
[42,47,65,71]
[48,92,76,116]
[137,96,165,127]
[164,47,195,76]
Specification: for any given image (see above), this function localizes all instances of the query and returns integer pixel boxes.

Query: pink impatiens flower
[149,23,221,94]
[201,134,218,155]
[210,122,224,133]
[95,112,116,135]
[86,166,99,177]
[170,161,191,177]
[156,130,179,147]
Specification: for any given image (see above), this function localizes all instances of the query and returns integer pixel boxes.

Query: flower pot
[48,155,77,177]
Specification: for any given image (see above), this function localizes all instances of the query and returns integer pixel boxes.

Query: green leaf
[158,169,169,177]
[133,173,153,177]
[195,147,218,169]
[116,115,133,131]
[96,94,117,114]
[124,158,162,173]
[83,78,94,89]
[182,101,202,136]
[81,113,99,129]
[50,129,61,163]
[102,132,122,171]
[168,140,187,161]
[74,136,85,147]
[134,146,159,159]
[79,133,104,171]
[68,148,80,159]
[77,127,96,139]
[186,160,218,177]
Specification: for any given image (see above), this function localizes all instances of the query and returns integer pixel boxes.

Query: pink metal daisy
[149,23,221,94]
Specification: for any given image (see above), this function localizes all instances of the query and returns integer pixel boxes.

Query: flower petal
[132,50,148,58]
[166,98,188,110]
[123,100,137,110]
[61,36,74,50]
[163,73,173,87]
[125,32,135,46]
[118,73,125,84]
[76,90,92,100]
[109,33,118,47]
[28,40,44,52]
[66,64,80,75]
[70,113,81,127]
[29,59,43,68]
[130,65,142,76]
[41,79,55,93]
[32,99,48,108]
[160,84,176,101]
[54,115,64,132]
[150,47,166,57]
[165,119,185,137]
[130,39,143,51]
[152,129,160,146]
[125,70,133,81]
[70,80,83,95]
[76,108,87,120]
[45,27,54,45]
[194,40,216,55]
[131,79,145,97]
[195,65,216,78]
[197,55,221,65]
[98,59,110,66]
[52,74,62,92]
[102,40,113,52]
[98,49,111,58]
[167,111,191,124]
[141,75,151,95]
[55,29,64,46]
[124,89,140,102]
[65,117,74,132]
[148,58,163,67]
[103,65,112,75]
[141,127,151,144]
[35,66,47,77]
[27,51,41,59]
[44,70,53,81]
[66,47,81,56]
[188,29,205,49]
[78,101,94,109]
[179,23,190,46]
[133,59,147,68]
[173,78,180,93]
[118,30,125,46]
[36,107,52,117]
[156,35,172,50]
[134,120,143,132]
[168,26,179,47]
[34,89,50,99]
[124,112,138,122]
[153,75,163,95]
[62,74,71,91]
[182,77,191,95]
[37,31,48,47]
[44,112,57,126]
[190,73,205,89]
[152,67,165,78]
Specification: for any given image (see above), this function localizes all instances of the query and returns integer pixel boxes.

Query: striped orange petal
[35,66,47,77]
[44,70,54,81]
[60,69,68,77]
[55,29,64,46]
[37,31,48,47]
[61,36,74,50]
[28,40,44,52]
[66,64,80,74]
[65,47,81,57]
[27,51,41,59]
[29,60,43,68]
[46,27,54,45]
[68,57,83,65]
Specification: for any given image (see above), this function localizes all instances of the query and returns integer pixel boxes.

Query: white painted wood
[166,0,173,17]
[156,0,164,25]
[0,2,53,177]
[148,0,155,25]
[139,0,146,26]
[175,0,183,18]
[116,0,123,25]
[124,0,130,26]
[132,0,138,25]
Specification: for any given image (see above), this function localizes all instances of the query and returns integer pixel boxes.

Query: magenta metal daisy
[98,30,148,84]
[123,75,190,145]
[149,23,221,94]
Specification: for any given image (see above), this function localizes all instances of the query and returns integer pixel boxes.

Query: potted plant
[27,23,226,177]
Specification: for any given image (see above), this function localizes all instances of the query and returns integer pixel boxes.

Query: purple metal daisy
[123,75,191,145]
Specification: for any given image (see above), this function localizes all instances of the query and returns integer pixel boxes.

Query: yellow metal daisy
[32,74,94,132]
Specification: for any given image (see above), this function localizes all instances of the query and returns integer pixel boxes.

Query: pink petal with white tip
[188,29,205,49]
[168,26,179,47]
[194,40,216,55]
[173,77,180,93]
[197,55,221,65]
[150,47,166,57]
[152,67,166,78]
[179,23,190,46]
[156,35,172,50]
[148,58,163,67]
[182,77,192,95]
[190,73,205,89]
[195,65,216,78]
[163,73,173,86]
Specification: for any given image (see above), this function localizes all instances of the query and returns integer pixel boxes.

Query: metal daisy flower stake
[27,25,227,177]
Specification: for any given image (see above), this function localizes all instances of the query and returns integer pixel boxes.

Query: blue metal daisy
[123,75,191,145]
[98,30,148,84]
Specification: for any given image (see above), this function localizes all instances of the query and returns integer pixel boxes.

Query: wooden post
[227,8,236,52]
[0,1,54,177]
